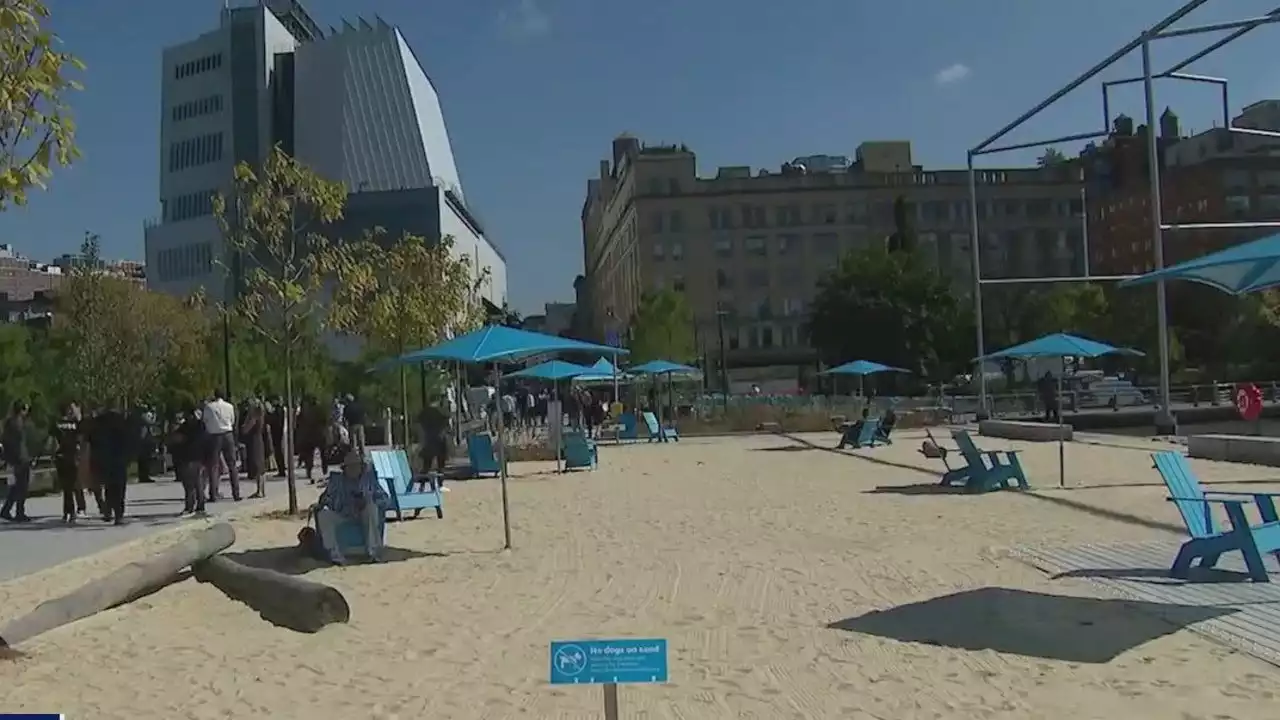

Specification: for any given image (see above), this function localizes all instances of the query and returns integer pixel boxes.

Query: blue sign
[549,638,668,685]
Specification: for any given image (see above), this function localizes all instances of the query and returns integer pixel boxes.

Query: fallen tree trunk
[192,555,350,633]
[0,522,236,648]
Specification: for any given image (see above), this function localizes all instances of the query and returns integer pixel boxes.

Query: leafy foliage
[0,0,83,208]
[214,145,346,514]
[806,247,971,379]
[628,289,696,363]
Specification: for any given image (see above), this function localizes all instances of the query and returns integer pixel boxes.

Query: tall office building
[581,135,1085,388]
[145,1,505,307]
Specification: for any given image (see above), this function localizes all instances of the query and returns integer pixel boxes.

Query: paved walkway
[0,474,307,583]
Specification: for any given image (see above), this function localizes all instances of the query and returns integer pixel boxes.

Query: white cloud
[498,0,551,38]
[934,63,971,86]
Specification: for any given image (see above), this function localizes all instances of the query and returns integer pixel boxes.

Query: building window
[777,233,799,255]
[844,202,868,224]
[782,298,806,316]
[775,205,802,227]
[1225,195,1251,216]
[157,241,214,281]
[668,210,684,232]
[709,206,732,230]
[813,204,837,225]
[649,212,664,233]
[672,275,686,292]
[652,241,665,260]
[168,132,224,172]
[716,269,733,289]
[174,53,223,80]
[1224,169,1251,190]
[741,204,766,228]
[714,236,733,258]
[1258,194,1280,213]
[669,239,684,260]
[813,232,839,254]
[745,235,767,257]
[165,189,216,222]
[779,267,804,287]
[172,94,224,123]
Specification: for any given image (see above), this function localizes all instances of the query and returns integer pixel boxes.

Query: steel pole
[967,154,987,417]
[1142,39,1175,431]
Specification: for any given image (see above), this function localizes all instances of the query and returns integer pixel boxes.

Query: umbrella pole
[556,378,563,473]
[1058,358,1065,489]
[494,363,512,549]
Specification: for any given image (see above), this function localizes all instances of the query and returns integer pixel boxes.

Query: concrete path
[0,473,310,583]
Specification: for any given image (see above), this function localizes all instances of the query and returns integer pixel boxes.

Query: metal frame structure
[967,0,1280,420]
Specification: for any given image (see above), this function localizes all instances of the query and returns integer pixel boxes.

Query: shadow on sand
[828,586,1234,663]
[1052,565,1257,585]
[223,544,438,576]
[864,483,968,496]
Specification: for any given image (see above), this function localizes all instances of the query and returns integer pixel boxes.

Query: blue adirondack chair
[313,469,388,560]
[617,412,639,441]
[838,418,882,449]
[641,411,679,442]
[1153,451,1280,583]
[562,430,598,470]
[370,448,444,521]
[941,430,1029,492]
[467,432,501,477]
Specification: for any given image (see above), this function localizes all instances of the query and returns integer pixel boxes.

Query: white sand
[3,430,1279,719]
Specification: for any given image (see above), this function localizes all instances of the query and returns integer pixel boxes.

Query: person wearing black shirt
[266,397,286,477]
[418,401,451,489]
[168,406,207,516]
[0,400,32,522]
[50,402,86,523]
[92,405,133,525]
[343,394,366,456]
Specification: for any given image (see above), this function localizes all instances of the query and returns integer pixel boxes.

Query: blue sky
[10,0,1280,313]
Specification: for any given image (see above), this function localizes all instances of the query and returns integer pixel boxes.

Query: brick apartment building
[1087,102,1280,275]
[0,244,146,323]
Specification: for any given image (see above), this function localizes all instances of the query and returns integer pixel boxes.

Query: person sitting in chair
[838,408,871,449]
[314,451,389,564]
[876,406,897,442]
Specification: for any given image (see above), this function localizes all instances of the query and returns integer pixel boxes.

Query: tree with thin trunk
[214,146,347,515]
[0,0,83,208]
[328,233,484,444]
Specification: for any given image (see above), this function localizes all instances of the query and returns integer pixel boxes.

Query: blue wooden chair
[562,430,598,470]
[641,411,679,442]
[617,412,639,441]
[941,430,1029,492]
[838,418,882,449]
[370,448,444,521]
[467,432,501,477]
[311,469,388,560]
[1153,450,1280,583]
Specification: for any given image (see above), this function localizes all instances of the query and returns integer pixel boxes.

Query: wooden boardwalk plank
[1014,540,1280,667]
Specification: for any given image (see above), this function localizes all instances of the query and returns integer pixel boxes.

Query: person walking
[0,400,33,522]
[266,396,286,478]
[296,395,330,482]
[203,389,240,502]
[94,403,132,525]
[342,393,367,456]
[168,405,207,516]
[134,403,158,483]
[50,402,86,523]
[417,397,451,491]
[241,398,267,499]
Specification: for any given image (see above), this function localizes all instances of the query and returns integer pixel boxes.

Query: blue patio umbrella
[629,360,703,431]
[575,357,630,384]
[979,332,1142,488]
[392,325,629,549]
[1118,232,1280,295]
[508,360,595,472]
[820,359,911,398]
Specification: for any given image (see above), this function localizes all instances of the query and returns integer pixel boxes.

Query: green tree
[1037,148,1068,166]
[628,288,696,363]
[0,0,83,208]
[328,233,482,441]
[214,145,347,515]
[0,322,37,413]
[806,247,970,379]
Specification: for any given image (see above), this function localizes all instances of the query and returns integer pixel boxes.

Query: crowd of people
[0,390,372,526]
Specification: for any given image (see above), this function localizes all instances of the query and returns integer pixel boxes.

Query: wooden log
[192,555,350,633]
[0,522,236,648]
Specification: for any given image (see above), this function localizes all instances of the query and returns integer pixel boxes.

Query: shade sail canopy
[977,333,1144,361]
[574,357,629,382]
[396,325,629,365]
[820,360,911,376]
[506,359,595,380]
[628,360,701,375]
[1119,232,1280,295]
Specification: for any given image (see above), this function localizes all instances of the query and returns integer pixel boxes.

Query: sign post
[550,638,668,719]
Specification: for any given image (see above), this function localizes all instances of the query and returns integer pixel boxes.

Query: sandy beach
[3,430,1279,719]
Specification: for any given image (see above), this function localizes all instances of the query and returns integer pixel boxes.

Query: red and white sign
[1236,383,1264,421]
